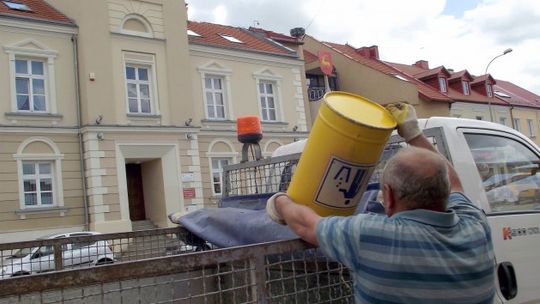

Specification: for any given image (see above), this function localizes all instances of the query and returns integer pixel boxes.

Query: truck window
[464,133,540,212]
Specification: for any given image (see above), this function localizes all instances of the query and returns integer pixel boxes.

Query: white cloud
[212,5,228,24]
[187,0,540,94]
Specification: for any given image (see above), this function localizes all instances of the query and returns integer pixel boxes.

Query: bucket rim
[323,91,397,130]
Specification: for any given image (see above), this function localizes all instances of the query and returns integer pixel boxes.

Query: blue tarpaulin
[169,186,383,248]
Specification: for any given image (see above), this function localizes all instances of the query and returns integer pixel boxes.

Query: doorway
[126,164,146,221]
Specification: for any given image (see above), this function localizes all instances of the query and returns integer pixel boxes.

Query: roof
[448,70,473,82]
[414,66,450,80]
[312,39,451,102]
[494,80,540,109]
[471,74,495,85]
[0,0,74,25]
[388,61,509,105]
[387,62,425,76]
[445,85,508,106]
[248,27,301,44]
[187,21,297,58]
[303,49,318,64]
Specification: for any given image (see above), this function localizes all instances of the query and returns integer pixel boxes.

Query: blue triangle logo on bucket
[315,156,374,209]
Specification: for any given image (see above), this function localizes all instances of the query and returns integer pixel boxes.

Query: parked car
[1,231,114,278]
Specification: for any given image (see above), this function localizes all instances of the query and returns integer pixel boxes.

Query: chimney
[414,60,429,69]
[356,45,379,59]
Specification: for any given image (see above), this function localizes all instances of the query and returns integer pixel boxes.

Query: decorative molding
[119,13,154,38]
[190,44,303,67]
[0,18,77,35]
[15,206,68,219]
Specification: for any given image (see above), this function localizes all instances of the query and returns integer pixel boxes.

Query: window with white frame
[204,75,226,119]
[210,157,231,195]
[258,80,277,121]
[5,40,59,115]
[486,83,493,97]
[438,77,447,93]
[123,52,158,116]
[15,58,47,112]
[14,138,65,215]
[514,118,521,132]
[125,65,152,114]
[462,80,470,95]
[499,117,506,126]
[22,162,54,206]
[527,119,535,137]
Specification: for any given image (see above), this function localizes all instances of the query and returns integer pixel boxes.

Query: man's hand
[266,193,321,245]
[386,102,422,142]
[266,192,288,225]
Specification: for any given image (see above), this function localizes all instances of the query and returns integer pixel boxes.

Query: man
[266,102,496,303]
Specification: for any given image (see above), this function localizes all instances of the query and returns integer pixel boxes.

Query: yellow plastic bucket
[287,91,396,216]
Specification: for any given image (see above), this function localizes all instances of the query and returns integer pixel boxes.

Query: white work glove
[266,192,288,225]
[386,102,422,142]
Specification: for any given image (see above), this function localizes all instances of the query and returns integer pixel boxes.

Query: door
[461,130,540,303]
[126,164,146,221]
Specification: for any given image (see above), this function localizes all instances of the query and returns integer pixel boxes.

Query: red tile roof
[187,21,297,58]
[249,27,301,44]
[313,38,451,102]
[445,86,508,106]
[387,62,426,76]
[303,49,318,64]
[471,74,495,85]
[448,70,473,82]
[494,80,540,109]
[388,61,509,105]
[311,39,450,102]
[414,66,450,79]
[0,0,73,25]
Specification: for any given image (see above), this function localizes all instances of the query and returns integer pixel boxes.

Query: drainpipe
[72,34,90,231]
[509,105,515,129]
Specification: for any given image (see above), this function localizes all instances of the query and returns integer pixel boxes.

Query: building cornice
[81,125,200,133]
[0,16,77,35]
[0,126,78,133]
[189,44,304,68]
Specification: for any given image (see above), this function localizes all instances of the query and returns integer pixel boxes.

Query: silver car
[1,231,114,278]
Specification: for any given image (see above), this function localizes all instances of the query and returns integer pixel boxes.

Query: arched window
[13,137,65,217]
[120,14,153,38]
[206,140,237,196]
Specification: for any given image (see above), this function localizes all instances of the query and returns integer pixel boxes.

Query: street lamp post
[485,48,513,122]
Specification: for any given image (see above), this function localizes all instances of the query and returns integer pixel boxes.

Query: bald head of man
[381,146,451,216]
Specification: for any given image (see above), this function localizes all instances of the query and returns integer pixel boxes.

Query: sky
[187,0,540,95]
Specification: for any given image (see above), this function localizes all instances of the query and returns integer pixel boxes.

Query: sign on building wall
[318,51,334,76]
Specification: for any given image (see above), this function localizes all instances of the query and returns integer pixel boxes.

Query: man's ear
[383,184,395,216]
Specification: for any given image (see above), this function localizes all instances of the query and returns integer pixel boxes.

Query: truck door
[461,130,540,303]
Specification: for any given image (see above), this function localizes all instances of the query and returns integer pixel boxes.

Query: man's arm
[407,134,464,193]
[386,102,463,193]
[273,195,321,246]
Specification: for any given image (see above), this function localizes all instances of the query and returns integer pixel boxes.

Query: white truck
[221,117,540,303]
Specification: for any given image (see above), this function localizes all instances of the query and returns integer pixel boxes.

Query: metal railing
[308,87,326,101]
[0,235,352,303]
[223,153,301,198]
[0,227,207,279]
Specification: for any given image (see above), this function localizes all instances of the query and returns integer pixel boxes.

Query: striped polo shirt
[316,192,496,304]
